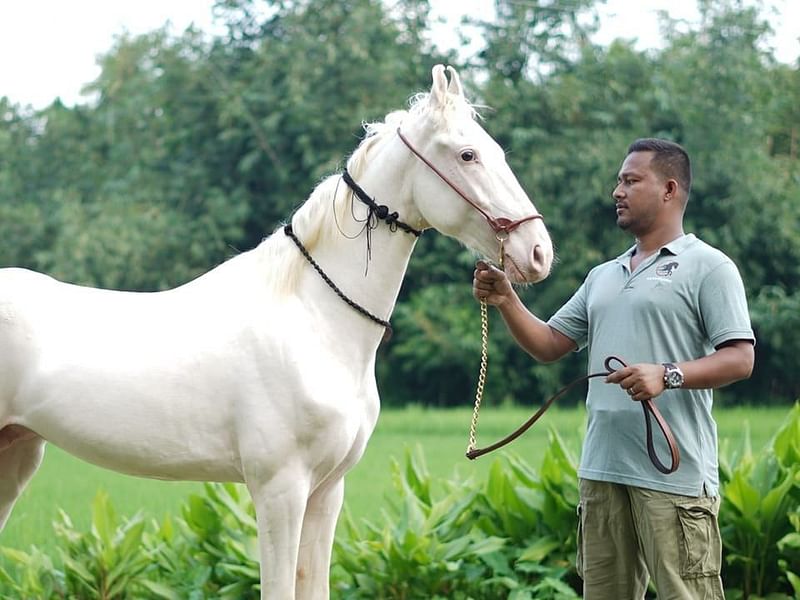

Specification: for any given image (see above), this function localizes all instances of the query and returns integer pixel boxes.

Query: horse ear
[446,66,464,98]
[428,64,448,109]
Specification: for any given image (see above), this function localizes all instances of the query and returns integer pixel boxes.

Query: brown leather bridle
[396,127,543,238]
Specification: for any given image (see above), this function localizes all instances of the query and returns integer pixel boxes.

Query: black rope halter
[283,169,424,341]
[341,169,423,237]
[284,223,393,340]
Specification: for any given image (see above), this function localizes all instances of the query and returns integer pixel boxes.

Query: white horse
[0,65,552,599]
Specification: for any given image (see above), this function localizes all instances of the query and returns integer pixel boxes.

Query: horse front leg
[247,466,311,600]
[295,478,345,600]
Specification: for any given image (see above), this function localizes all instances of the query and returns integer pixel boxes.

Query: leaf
[118,517,147,557]
[59,553,95,586]
[772,403,800,468]
[777,532,800,551]
[518,536,562,563]
[91,490,116,546]
[0,548,31,564]
[468,535,507,556]
[787,571,800,596]
[139,580,184,600]
[760,468,797,526]
[725,470,762,523]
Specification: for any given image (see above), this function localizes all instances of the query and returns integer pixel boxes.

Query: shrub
[331,431,582,599]
[719,403,800,598]
[0,490,165,599]
[1,405,798,599]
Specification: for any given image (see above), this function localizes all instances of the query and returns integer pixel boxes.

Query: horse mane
[255,90,478,296]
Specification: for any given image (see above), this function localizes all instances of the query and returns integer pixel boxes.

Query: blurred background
[1,0,798,407]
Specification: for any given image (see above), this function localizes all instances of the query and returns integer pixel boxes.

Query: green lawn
[0,404,790,555]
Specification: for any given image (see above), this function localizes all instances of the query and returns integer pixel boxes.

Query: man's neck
[628,225,684,271]
[633,225,685,257]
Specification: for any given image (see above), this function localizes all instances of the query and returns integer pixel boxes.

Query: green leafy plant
[0,544,67,598]
[0,484,260,600]
[2,407,800,598]
[0,490,163,599]
[56,490,162,599]
[333,448,507,599]
[147,482,261,599]
[719,403,800,598]
[332,433,581,599]
[777,508,800,598]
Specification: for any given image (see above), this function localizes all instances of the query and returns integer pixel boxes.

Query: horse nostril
[532,245,545,270]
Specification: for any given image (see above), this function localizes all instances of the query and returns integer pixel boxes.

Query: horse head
[399,65,553,283]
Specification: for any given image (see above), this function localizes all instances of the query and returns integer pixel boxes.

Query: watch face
[666,370,683,388]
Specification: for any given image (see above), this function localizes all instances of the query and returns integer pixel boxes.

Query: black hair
[627,138,692,196]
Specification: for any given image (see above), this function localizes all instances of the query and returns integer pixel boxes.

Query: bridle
[395,127,543,240]
[286,127,679,475]
[285,126,542,337]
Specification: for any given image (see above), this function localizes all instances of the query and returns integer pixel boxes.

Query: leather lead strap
[466,356,681,476]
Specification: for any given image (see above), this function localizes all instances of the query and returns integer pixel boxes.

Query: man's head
[613,138,692,234]
[627,138,692,199]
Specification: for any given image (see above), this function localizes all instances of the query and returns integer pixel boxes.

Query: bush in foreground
[1,405,798,598]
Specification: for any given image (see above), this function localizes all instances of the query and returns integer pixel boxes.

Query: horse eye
[460,149,476,162]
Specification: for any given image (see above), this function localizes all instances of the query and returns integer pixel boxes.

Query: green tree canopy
[0,0,797,403]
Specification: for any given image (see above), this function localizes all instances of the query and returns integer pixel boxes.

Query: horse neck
[295,148,422,352]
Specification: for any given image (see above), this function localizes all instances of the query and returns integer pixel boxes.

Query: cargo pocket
[676,498,722,579]
[575,503,584,579]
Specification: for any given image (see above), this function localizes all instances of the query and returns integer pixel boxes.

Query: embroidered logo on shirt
[656,261,679,277]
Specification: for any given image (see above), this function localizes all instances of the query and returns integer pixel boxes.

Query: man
[473,138,754,599]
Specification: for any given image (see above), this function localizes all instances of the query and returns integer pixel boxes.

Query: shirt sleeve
[698,260,755,348]
[548,277,590,350]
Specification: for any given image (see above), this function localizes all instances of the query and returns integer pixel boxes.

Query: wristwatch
[662,363,685,389]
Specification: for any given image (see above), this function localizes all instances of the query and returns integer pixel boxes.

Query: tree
[0,0,797,404]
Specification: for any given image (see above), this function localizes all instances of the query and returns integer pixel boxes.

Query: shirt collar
[615,233,696,263]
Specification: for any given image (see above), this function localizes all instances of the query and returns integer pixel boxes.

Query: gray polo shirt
[548,234,754,496]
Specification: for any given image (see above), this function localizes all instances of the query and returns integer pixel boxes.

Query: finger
[473,278,495,292]
[605,367,631,383]
[476,260,503,276]
[472,280,493,299]
[475,270,504,285]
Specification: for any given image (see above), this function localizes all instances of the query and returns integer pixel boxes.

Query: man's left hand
[606,363,665,401]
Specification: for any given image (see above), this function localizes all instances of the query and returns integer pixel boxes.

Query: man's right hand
[473,260,576,362]
[473,260,515,307]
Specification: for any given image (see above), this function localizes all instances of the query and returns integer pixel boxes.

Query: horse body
[0,66,552,599]
[0,245,382,479]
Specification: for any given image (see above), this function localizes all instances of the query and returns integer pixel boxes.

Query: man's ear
[664,179,679,201]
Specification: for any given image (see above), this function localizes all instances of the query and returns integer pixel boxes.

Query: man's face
[612,151,664,234]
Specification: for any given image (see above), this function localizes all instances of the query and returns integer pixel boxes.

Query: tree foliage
[0,0,797,404]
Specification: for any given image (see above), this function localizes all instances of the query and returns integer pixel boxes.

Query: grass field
[0,404,792,556]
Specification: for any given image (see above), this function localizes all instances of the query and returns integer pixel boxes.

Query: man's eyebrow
[617,170,640,181]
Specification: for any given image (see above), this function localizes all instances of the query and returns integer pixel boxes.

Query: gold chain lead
[467,235,506,454]
[467,298,490,453]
